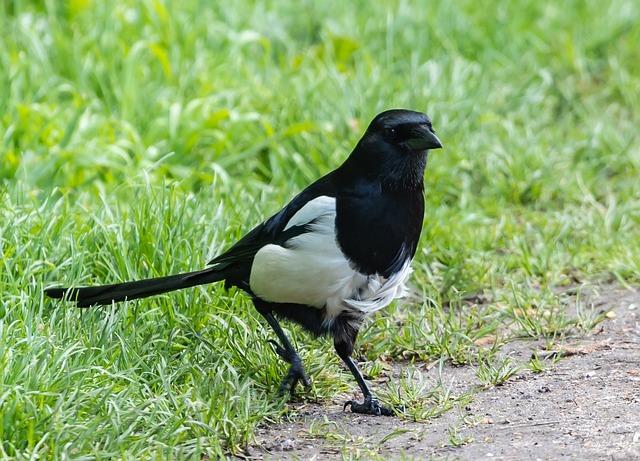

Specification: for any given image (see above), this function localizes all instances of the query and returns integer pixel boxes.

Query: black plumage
[45,109,443,415]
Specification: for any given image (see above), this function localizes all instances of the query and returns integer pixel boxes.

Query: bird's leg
[340,354,393,416]
[262,311,310,395]
[334,324,394,416]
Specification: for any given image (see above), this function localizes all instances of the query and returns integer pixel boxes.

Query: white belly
[249,196,411,321]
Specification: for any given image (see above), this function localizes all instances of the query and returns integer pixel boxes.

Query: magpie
[45,109,443,416]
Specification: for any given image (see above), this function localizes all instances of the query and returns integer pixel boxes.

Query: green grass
[2,0,640,459]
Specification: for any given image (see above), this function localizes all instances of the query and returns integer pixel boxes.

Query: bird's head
[366,109,443,153]
[344,109,443,189]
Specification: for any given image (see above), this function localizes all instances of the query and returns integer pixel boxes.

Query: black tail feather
[45,266,227,307]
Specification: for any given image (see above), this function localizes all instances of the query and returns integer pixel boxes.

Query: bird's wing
[207,174,338,267]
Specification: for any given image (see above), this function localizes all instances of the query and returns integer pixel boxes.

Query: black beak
[405,126,443,151]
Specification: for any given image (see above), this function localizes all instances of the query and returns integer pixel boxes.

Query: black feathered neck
[337,134,428,193]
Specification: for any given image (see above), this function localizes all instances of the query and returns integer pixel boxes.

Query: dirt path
[247,287,640,460]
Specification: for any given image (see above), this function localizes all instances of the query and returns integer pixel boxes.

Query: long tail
[44,266,227,307]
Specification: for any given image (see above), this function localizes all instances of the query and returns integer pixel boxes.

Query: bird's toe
[343,397,394,416]
[278,359,310,395]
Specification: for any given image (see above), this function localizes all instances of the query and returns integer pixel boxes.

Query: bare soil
[244,286,640,460]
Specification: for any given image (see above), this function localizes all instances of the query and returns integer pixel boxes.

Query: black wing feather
[207,174,338,267]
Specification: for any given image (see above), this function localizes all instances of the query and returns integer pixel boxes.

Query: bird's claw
[343,397,394,416]
[268,339,287,359]
[268,340,310,395]
[279,359,311,395]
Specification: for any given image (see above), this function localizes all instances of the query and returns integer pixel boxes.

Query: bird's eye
[383,127,396,141]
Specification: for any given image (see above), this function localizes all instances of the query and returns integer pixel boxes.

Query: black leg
[333,323,394,416]
[340,355,393,416]
[261,311,310,395]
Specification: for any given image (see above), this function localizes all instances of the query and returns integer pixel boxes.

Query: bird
[45,109,443,416]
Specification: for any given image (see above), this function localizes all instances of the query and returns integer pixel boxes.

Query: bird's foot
[279,359,311,395]
[268,340,310,395]
[343,396,394,416]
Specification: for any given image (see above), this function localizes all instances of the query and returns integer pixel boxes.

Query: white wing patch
[250,196,412,322]
[283,195,335,231]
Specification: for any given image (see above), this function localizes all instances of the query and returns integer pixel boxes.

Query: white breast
[249,196,412,322]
